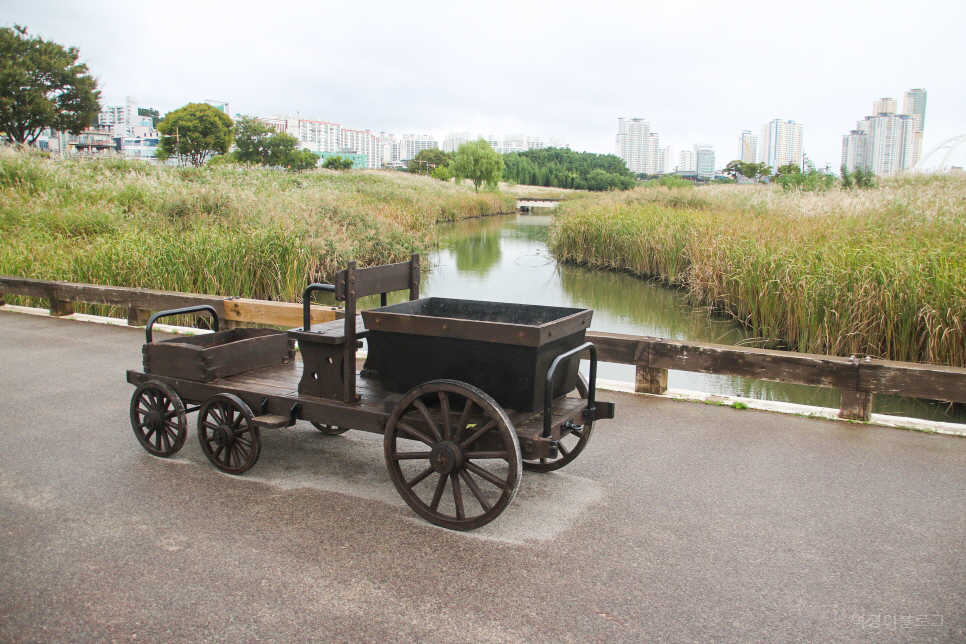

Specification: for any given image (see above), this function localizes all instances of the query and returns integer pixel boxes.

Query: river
[421,212,965,425]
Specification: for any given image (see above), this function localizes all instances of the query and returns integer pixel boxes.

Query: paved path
[1,310,964,644]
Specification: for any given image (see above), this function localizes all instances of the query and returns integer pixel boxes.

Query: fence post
[48,285,74,317]
[127,307,152,327]
[636,365,668,394]
[839,390,873,421]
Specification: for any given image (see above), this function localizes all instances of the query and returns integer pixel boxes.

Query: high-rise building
[872,98,897,116]
[740,130,757,164]
[841,91,925,175]
[760,119,803,170]
[399,134,438,162]
[679,150,696,173]
[694,144,715,179]
[442,131,473,153]
[903,88,927,165]
[616,118,661,174]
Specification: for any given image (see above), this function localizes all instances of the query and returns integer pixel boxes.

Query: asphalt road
[1,310,964,644]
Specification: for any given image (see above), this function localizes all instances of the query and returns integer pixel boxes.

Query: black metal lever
[145,305,219,343]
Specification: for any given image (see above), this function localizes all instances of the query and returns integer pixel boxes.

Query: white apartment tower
[616,118,662,174]
[399,134,438,162]
[760,119,803,170]
[841,90,925,175]
[740,130,757,164]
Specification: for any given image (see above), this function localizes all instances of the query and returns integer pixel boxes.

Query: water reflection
[424,213,965,425]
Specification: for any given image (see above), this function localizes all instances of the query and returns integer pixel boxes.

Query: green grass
[0,149,516,305]
[548,176,966,367]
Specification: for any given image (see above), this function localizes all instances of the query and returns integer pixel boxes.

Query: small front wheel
[197,394,261,474]
[384,379,522,530]
[130,381,187,457]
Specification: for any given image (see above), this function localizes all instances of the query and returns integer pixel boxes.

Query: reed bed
[548,176,966,367]
[0,149,515,305]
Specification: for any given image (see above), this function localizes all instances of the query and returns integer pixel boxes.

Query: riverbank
[548,175,966,367]
[0,149,516,305]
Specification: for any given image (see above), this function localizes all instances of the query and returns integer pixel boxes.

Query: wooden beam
[223,298,342,329]
[648,339,858,390]
[858,359,966,404]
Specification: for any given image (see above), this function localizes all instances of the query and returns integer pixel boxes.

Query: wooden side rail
[586,331,966,421]
[0,276,341,329]
[4,275,965,423]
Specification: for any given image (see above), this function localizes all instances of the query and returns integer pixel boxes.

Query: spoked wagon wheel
[523,374,595,473]
[310,422,349,435]
[384,379,522,531]
[130,381,187,457]
[197,394,262,475]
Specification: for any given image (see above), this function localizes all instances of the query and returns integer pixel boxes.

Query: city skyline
[3,0,963,171]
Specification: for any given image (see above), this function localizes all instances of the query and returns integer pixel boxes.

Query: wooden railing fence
[3,276,966,423]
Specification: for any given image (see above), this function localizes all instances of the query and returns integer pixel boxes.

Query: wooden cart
[126,255,615,530]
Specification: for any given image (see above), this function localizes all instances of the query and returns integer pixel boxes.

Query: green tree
[286,148,319,172]
[742,162,772,183]
[156,103,233,167]
[452,139,504,191]
[723,160,745,183]
[775,162,801,178]
[407,147,452,175]
[233,115,279,164]
[0,25,101,146]
[840,165,854,189]
[322,155,353,170]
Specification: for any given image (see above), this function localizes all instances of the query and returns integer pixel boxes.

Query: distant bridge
[517,199,561,212]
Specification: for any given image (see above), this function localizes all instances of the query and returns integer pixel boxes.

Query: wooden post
[0,292,5,306]
[49,298,74,317]
[127,307,152,327]
[636,365,668,394]
[839,390,874,421]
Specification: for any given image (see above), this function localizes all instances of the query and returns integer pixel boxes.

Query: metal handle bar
[145,305,219,343]
[544,342,597,438]
[302,283,336,331]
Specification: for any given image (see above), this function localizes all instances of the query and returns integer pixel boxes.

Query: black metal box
[361,298,592,411]
[143,328,295,382]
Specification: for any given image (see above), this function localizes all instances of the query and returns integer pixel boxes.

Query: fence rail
[3,276,965,422]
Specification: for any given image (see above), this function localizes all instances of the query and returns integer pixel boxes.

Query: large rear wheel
[384,380,522,530]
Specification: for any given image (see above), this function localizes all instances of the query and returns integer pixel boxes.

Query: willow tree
[451,138,504,192]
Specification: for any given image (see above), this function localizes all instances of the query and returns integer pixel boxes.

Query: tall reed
[549,177,966,367]
[0,149,516,304]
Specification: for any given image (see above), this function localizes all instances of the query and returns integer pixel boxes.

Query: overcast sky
[3,0,964,170]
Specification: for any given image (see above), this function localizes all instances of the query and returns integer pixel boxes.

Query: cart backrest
[334,253,420,304]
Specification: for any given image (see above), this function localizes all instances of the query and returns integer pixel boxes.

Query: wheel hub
[430,441,463,475]
[144,410,163,432]
[213,423,234,448]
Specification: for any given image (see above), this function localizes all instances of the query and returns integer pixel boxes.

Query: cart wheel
[384,379,522,531]
[197,394,262,475]
[523,374,595,473]
[130,381,187,457]
[310,422,349,435]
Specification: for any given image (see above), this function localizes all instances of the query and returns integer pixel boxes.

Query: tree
[0,25,101,146]
[407,148,452,175]
[451,139,504,192]
[233,115,278,164]
[322,155,353,170]
[723,160,745,183]
[156,103,233,167]
[741,162,772,183]
[286,148,319,172]
[775,162,801,178]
